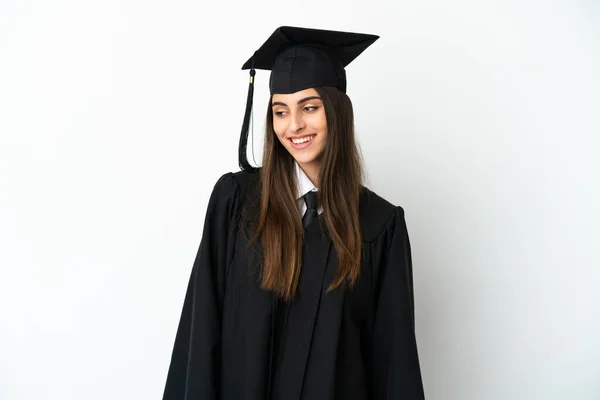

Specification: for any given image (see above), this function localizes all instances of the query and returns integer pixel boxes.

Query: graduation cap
[238,26,380,171]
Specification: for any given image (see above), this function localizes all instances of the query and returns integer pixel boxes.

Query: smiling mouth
[289,134,316,144]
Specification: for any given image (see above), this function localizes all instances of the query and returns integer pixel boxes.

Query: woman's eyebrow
[272,96,323,108]
[297,96,322,104]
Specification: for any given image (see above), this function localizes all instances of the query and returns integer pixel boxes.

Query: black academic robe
[162,169,425,400]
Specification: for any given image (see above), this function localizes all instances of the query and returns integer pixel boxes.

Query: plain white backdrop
[1,0,599,399]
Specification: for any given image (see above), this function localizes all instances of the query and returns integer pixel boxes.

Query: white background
[1,0,599,399]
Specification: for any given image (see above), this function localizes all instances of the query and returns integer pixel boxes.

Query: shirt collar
[295,161,317,200]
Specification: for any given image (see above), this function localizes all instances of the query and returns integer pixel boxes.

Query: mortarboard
[238,26,379,171]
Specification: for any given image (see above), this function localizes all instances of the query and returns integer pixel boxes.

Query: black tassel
[238,67,257,171]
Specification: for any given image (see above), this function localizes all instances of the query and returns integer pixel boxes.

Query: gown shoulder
[209,168,261,216]
[359,185,406,243]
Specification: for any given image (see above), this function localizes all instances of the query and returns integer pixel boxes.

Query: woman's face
[272,88,327,171]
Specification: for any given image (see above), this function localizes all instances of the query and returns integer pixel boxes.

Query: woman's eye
[304,106,319,112]
[274,110,287,117]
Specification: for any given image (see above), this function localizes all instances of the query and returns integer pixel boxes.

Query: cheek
[317,114,327,139]
[316,111,327,132]
[272,120,286,143]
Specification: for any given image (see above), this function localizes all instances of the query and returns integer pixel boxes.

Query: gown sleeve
[162,172,240,400]
[367,206,425,399]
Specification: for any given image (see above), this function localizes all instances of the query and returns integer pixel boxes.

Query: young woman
[163,26,425,400]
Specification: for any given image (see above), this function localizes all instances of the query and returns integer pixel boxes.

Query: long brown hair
[249,86,364,300]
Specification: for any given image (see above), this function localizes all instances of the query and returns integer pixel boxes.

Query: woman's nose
[289,111,305,133]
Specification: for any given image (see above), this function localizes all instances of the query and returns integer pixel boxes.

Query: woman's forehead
[272,88,321,104]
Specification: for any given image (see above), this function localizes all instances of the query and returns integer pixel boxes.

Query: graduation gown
[162,169,425,400]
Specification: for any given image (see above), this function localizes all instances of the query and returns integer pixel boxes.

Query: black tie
[302,191,318,228]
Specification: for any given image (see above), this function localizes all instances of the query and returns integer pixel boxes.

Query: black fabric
[241,26,379,95]
[301,191,318,228]
[270,295,288,398]
[162,169,425,400]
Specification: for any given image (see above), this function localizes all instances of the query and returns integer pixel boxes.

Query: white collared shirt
[295,161,323,217]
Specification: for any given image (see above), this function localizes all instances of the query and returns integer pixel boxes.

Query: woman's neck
[298,161,320,188]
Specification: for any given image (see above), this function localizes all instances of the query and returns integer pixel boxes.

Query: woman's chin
[292,152,319,166]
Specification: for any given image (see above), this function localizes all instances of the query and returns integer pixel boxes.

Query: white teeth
[291,135,314,144]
